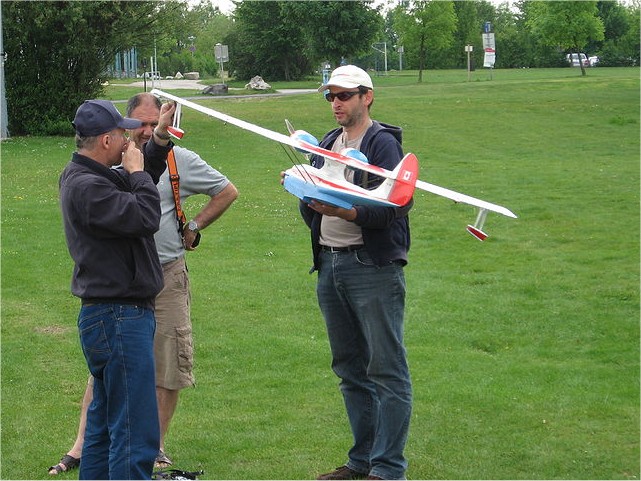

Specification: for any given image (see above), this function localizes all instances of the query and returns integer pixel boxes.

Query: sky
[210,0,235,13]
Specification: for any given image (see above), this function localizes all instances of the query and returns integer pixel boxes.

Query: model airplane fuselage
[150,88,517,240]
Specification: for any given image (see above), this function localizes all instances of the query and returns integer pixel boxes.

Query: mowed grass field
[1,68,639,480]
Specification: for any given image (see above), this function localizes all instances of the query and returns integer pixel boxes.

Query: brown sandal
[48,454,80,475]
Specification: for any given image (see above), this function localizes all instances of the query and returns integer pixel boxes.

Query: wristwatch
[154,128,170,140]
[186,220,199,233]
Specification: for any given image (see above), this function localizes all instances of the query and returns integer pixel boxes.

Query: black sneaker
[317,465,369,480]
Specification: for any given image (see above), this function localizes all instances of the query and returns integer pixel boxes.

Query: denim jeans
[317,249,412,480]
[77,303,159,480]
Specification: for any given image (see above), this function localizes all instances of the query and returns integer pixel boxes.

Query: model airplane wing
[415,180,516,219]
[151,89,411,181]
[150,88,517,240]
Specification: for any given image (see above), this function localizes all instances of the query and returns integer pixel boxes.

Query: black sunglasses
[325,90,361,102]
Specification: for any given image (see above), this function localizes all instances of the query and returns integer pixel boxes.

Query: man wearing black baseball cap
[72,99,145,136]
[60,99,176,480]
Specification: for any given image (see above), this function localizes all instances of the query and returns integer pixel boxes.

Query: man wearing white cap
[298,65,413,480]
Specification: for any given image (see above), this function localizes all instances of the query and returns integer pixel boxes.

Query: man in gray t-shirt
[150,143,238,466]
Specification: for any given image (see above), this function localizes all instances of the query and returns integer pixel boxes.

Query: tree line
[3,0,639,135]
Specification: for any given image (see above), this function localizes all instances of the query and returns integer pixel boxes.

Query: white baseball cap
[318,65,374,92]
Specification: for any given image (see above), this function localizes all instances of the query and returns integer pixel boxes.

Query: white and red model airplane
[150,88,517,241]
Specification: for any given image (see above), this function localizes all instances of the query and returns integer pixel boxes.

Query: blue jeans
[317,249,412,480]
[77,304,159,480]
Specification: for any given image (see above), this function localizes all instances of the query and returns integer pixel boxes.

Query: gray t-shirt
[154,145,229,264]
[319,125,372,248]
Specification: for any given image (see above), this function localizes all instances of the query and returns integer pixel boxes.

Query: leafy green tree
[227,1,309,82]
[192,5,234,78]
[491,4,519,68]
[226,1,381,81]
[3,1,176,135]
[294,1,383,69]
[452,1,484,69]
[393,1,457,81]
[592,0,640,66]
[527,0,605,75]
[510,0,561,68]
[441,0,497,70]
[382,9,403,71]
[350,7,397,74]
[485,1,539,68]
[617,1,640,65]
[154,0,233,78]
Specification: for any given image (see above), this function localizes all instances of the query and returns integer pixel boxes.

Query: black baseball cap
[72,99,142,136]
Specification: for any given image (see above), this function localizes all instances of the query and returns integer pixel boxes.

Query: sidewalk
[115,78,318,96]
[118,79,220,90]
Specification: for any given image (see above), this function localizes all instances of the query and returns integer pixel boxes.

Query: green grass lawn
[1,68,639,479]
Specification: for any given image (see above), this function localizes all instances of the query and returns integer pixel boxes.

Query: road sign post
[482,22,495,80]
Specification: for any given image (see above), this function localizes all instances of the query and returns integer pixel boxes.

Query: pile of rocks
[245,75,271,90]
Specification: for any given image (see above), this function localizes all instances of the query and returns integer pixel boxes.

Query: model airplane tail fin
[167,102,185,139]
[387,153,419,206]
[167,126,185,139]
[467,209,489,241]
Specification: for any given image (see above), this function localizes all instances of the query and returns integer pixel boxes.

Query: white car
[589,56,599,67]
[566,53,590,67]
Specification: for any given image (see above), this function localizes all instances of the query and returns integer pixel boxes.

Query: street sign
[215,43,229,85]
[482,32,496,69]
[482,33,495,50]
[483,51,496,68]
[215,43,229,62]
[465,45,474,81]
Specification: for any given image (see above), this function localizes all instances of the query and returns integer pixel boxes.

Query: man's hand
[309,200,357,221]
[151,101,177,145]
[157,101,177,135]
[182,229,199,250]
[121,141,144,174]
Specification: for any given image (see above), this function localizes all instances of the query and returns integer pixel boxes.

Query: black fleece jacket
[59,139,171,308]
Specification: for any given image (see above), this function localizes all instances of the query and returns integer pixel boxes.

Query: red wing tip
[467,225,488,241]
[167,126,185,139]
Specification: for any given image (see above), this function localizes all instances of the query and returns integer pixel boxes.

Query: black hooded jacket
[299,121,413,271]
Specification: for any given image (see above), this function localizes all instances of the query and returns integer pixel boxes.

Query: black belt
[321,245,364,253]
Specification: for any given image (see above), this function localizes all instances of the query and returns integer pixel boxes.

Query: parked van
[566,53,590,67]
